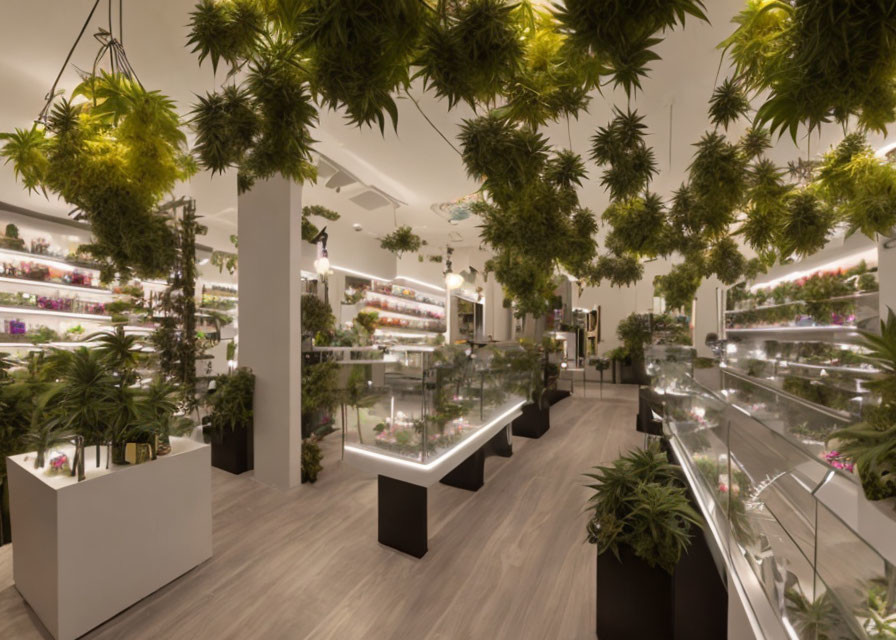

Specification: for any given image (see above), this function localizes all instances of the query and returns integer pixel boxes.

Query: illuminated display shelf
[0,275,113,296]
[0,305,112,322]
[365,289,445,311]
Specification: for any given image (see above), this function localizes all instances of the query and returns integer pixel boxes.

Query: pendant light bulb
[445,270,464,290]
[314,253,330,275]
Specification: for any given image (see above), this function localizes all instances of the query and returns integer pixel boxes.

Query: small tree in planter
[301,435,323,484]
[204,367,255,474]
[585,444,702,639]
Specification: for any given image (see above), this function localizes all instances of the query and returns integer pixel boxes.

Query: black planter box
[546,388,571,405]
[674,523,728,640]
[512,402,550,439]
[597,546,674,639]
[637,386,664,435]
[1,479,10,546]
[209,426,254,475]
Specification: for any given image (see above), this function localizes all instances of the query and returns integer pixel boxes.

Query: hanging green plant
[379,225,427,257]
[1,72,194,282]
[498,8,600,129]
[554,0,708,96]
[738,158,790,252]
[187,0,264,74]
[739,126,771,160]
[777,190,835,258]
[721,0,896,137]
[814,134,896,238]
[602,193,668,258]
[590,109,658,202]
[654,262,702,311]
[708,77,751,130]
[301,205,340,243]
[587,254,644,288]
[688,132,748,236]
[705,238,746,285]
[417,0,525,110]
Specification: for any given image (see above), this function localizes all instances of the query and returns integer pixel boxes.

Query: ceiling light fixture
[312,227,330,275]
[444,247,464,290]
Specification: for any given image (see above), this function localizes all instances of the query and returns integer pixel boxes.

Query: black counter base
[378,475,428,558]
[440,447,485,491]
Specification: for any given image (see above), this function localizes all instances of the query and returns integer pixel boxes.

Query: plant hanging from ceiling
[459,114,596,315]
[1,71,194,282]
[301,205,340,243]
[601,193,668,258]
[708,77,750,130]
[654,262,703,311]
[590,109,658,202]
[553,0,708,96]
[586,254,644,288]
[721,0,896,137]
[379,225,427,257]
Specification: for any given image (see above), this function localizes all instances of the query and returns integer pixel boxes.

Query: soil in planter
[597,546,674,639]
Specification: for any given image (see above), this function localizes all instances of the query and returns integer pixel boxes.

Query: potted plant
[616,313,652,385]
[301,435,323,484]
[204,367,255,474]
[502,342,550,439]
[585,444,702,639]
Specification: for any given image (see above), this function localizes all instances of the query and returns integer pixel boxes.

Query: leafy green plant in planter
[206,367,255,436]
[784,588,839,640]
[301,361,341,439]
[0,73,194,281]
[301,435,323,484]
[302,295,335,341]
[829,310,896,500]
[617,313,651,363]
[379,226,426,257]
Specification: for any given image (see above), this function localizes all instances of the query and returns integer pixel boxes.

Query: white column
[238,176,302,489]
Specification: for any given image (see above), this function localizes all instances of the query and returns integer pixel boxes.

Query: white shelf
[0,305,112,322]
[0,275,113,296]
[781,361,881,375]
[364,305,445,324]
[365,289,445,311]
[726,291,879,315]
[0,246,101,273]
[726,325,861,339]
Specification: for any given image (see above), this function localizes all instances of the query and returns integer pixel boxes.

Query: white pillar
[238,176,302,489]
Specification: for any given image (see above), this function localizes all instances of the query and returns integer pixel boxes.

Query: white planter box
[6,437,212,640]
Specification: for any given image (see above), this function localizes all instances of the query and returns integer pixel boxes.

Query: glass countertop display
[342,343,531,465]
[651,362,896,639]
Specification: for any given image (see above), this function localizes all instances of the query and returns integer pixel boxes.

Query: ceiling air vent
[350,189,392,211]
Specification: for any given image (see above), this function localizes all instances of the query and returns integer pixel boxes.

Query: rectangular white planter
[6,437,212,640]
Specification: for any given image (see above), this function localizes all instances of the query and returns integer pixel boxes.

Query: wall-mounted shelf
[0,275,113,296]
[0,305,112,322]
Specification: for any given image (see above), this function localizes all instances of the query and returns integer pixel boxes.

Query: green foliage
[616,313,651,362]
[829,310,896,500]
[705,238,746,285]
[590,109,657,202]
[778,190,834,258]
[0,73,193,280]
[784,589,838,640]
[301,435,323,483]
[379,225,426,257]
[655,263,702,311]
[460,115,596,315]
[584,443,702,573]
[587,254,644,288]
[688,132,748,234]
[739,126,771,160]
[207,367,255,432]
[301,205,341,243]
[302,295,335,339]
[417,0,524,110]
[738,158,790,252]
[301,361,341,417]
[708,78,750,130]
[555,0,708,96]
[721,0,896,136]
[602,193,667,258]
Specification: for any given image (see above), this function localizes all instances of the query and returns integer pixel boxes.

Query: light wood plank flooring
[0,384,641,640]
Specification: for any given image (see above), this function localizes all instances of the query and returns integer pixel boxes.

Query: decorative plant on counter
[829,309,896,501]
[379,226,426,257]
[342,366,381,442]
[616,313,652,363]
[585,443,702,573]
[0,72,195,281]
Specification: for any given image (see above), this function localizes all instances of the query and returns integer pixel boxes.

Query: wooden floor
[0,385,641,640]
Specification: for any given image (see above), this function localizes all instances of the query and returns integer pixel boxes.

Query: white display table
[6,437,212,640]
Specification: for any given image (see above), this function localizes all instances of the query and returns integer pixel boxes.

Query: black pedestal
[209,426,253,475]
[0,479,10,546]
[440,447,485,491]
[512,402,550,439]
[483,425,513,458]
[378,475,428,558]
[637,386,664,435]
[546,388,571,405]
[674,524,728,640]
[597,547,674,639]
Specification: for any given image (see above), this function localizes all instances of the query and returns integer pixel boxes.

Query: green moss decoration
[722,0,896,136]
[708,78,751,130]
[590,109,658,202]
[379,225,426,257]
[0,73,194,281]
[554,0,708,96]
[417,0,524,110]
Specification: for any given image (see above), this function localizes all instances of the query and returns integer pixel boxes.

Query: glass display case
[652,362,896,640]
[343,343,530,464]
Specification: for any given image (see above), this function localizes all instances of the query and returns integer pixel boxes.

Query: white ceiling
[0,0,889,252]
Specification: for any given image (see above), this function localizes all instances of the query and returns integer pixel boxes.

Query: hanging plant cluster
[301,205,340,243]
[0,72,195,282]
[459,114,596,315]
[553,0,708,96]
[721,0,896,137]
[379,225,426,257]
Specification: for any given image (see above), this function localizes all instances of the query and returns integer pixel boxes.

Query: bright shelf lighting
[0,276,113,296]
[0,306,112,322]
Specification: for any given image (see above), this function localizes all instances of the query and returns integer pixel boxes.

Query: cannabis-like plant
[207,367,255,433]
[301,295,335,339]
[0,73,193,281]
[379,226,426,257]
[708,77,751,130]
[777,190,834,258]
[555,0,708,96]
[585,443,702,573]
[591,109,658,202]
